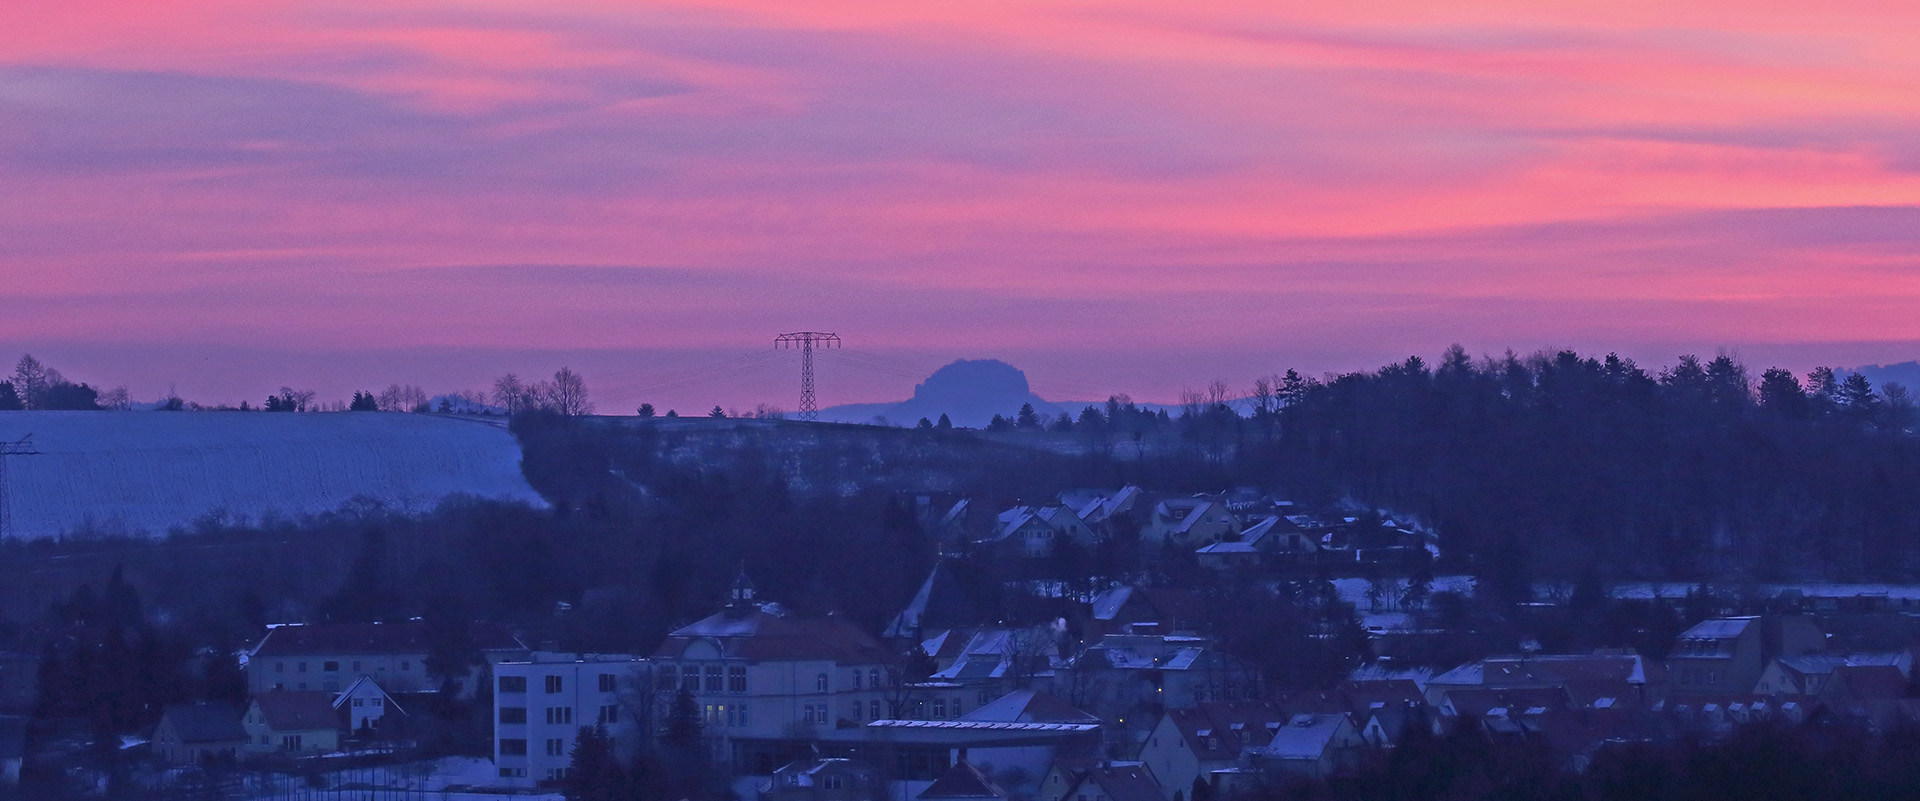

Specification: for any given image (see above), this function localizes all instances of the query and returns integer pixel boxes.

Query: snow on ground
[242,757,563,801]
[1333,575,1475,607]
[0,411,545,539]
[1610,582,1920,601]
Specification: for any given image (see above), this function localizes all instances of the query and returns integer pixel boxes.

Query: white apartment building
[492,653,649,785]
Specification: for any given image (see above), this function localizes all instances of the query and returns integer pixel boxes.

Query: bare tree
[548,367,593,416]
[13,355,48,410]
[98,386,132,411]
[1205,378,1232,409]
[492,373,527,414]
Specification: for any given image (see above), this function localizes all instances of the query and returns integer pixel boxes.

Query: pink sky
[3,0,1920,411]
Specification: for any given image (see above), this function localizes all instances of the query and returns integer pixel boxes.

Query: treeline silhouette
[1242,348,1920,586]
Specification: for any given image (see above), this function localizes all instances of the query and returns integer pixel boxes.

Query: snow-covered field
[0,411,545,539]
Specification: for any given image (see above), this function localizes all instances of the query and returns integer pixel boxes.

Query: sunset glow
[5,0,1919,410]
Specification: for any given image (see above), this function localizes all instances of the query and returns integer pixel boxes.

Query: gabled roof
[251,692,340,732]
[158,702,246,744]
[658,605,886,665]
[333,675,406,715]
[1162,702,1292,762]
[1824,665,1908,703]
[918,760,1008,800]
[960,690,1099,725]
[251,621,524,658]
[1678,618,1755,641]
[1260,714,1350,761]
[1076,764,1163,801]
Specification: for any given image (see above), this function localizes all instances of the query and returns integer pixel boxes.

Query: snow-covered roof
[1680,618,1756,640]
[1260,714,1349,760]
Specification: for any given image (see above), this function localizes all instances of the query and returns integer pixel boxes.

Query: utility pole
[0,435,38,539]
[774,332,840,422]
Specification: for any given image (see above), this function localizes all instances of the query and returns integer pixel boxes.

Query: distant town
[4,347,1920,800]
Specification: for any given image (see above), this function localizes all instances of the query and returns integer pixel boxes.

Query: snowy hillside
[0,412,545,539]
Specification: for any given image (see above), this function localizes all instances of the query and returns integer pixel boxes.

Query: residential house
[763,758,884,801]
[918,760,1009,801]
[1136,701,1292,801]
[1425,651,1666,709]
[493,652,648,786]
[926,628,1065,707]
[244,692,340,755]
[1056,763,1164,801]
[1250,714,1363,779]
[980,505,1094,559]
[152,702,247,765]
[1139,500,1239,550]
[246,620,527,698]
[335,675,405,736]
[1061,487,1143,539]
[1754,651,1911,696]
[1667,617,1823,696]
[1059,635,1261,747]
[1193,517,1319,572]
[1085,587,1207,639]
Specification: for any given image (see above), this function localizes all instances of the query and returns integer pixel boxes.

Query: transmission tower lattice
[0,435,39,539]
[775,332,840,421]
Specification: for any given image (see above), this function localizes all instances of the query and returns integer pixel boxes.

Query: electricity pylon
[774,332,840,422]
[0,435,39,539]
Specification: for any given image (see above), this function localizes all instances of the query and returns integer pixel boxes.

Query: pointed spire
[731,564,756,604]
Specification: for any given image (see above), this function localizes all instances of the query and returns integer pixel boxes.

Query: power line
[0,434,40,539]
[775,332,840,421]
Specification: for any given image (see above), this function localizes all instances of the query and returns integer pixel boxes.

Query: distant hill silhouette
[1851,360,1920,391]
[819,359,1065,428]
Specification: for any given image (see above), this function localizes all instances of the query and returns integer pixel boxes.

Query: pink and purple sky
[4,0,1920,411]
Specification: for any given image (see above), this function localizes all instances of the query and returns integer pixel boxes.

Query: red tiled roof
[252,692,340,732]
[251,621,524,658]
[919,761,1007,800]
[1165,701,1293,761]
[1082,764,1163,801]
[656,606,885,665]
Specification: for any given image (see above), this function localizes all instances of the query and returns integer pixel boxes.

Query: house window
[852,670,862,690]
[282,735,303,750]
[546,707,574,725]
[657,666,676,691]
[932,699,946,719]
[706,665,724,692]
[372,697,382,708]
[869,669,881,688]
[545,675,564,693]
[323,661,339,672]
[729,665,747,693]
[298,662,308,673]
[870,700,881,720]
[500,676,527,693]
[599,705,619,724]
[850,703,862,722]
[600,673,618,693]
[817,673,829,693]
[401,661,411,672]
[500,707,527,724]
[499,739,528,756]
[352,698,364,708]
[824,776,844,790]
[546,738,565,756]
[682,666,700,693]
